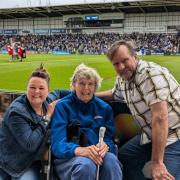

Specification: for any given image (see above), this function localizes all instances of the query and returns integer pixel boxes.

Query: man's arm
[150,101,174,180]
[95,90,113,101]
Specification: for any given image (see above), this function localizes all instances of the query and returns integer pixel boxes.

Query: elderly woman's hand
[96,141,109,158]
[98,142,109,158]
[74,145,103,165]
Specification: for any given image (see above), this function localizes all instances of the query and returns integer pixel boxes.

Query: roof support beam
[88,4,101,13]
[0,13,16,19]
[163,4,168,12]
[65,6,81,14]
[137,2,145,13]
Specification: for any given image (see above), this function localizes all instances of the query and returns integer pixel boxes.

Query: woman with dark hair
[0,64,70,180]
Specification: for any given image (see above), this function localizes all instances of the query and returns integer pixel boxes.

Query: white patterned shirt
[112,60,180,145]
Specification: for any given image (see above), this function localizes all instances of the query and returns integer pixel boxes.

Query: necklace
[34,105,45,117]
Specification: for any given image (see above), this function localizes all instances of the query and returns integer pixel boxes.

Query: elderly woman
[0,65,70,180]
[51,64,122,180]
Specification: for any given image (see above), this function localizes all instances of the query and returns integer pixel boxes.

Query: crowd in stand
[0,32,179,55]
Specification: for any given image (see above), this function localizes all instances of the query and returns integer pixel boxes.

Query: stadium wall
[0,12,180,34]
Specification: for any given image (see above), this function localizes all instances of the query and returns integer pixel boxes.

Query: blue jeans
[118,134,180,180]
[0,162,41,180]
[54,152,123,180]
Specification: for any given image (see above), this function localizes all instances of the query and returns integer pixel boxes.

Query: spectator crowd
[0,32,179,55]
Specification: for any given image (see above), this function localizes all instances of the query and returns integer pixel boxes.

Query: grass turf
[0,54,179,92]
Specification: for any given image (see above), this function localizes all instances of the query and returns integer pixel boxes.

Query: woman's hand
[74,145,103,165]
[47,100,60,119]
[96,141,109,158]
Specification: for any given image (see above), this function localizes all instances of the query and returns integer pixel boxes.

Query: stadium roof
[0,0,180,19]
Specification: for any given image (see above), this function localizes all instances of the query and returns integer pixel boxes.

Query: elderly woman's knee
[72,157,96,175]
[103,152,121,169]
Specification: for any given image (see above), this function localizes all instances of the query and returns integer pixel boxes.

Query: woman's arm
[48,90,71,102]
[8,112,46,152]
[51,102,79,158]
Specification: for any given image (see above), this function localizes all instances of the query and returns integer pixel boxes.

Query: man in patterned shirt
[97,40,180,180]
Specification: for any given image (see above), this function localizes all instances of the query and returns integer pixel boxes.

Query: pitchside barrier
[0,91,22,123]
[0,91,140,180]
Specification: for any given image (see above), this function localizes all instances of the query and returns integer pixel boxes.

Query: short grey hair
[70,63,102,90]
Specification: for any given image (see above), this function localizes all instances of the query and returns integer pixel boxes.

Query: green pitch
[0,54,179,92]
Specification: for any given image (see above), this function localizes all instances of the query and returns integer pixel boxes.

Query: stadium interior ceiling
[0,0,180,19]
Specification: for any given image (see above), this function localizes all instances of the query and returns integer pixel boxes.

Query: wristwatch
[43,115,50,125]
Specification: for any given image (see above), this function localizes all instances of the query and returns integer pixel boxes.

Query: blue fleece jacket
[51,92,116,159]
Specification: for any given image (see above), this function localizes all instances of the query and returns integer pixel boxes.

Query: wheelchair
[41,100,139,180]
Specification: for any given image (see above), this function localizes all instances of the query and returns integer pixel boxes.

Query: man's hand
[151,161,175,180]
